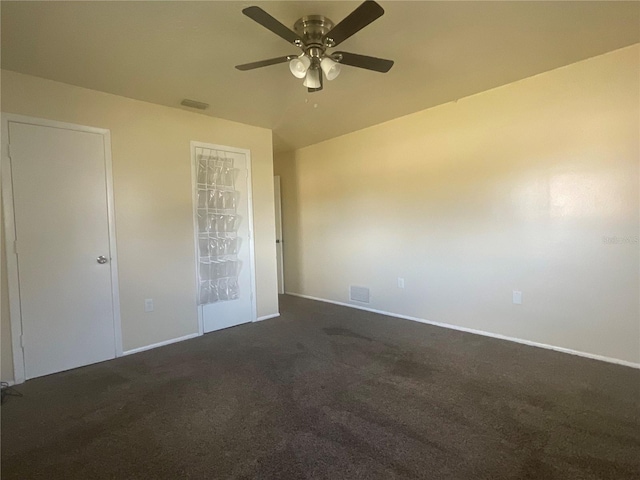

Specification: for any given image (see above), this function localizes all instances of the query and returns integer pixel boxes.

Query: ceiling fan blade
[242,6,303,47]
[334,51,394,73]
[322,0,384,47]
[235,55,297,71]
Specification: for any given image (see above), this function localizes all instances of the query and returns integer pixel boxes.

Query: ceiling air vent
[180,99,209,110]
[349,285,370,304]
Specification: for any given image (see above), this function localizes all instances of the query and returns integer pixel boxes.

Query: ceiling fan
[235,0,394,92]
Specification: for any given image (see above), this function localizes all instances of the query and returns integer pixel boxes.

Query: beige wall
[275,45,640,364]
[1,70,279,380]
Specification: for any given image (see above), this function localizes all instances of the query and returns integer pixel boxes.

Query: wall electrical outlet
[397,277,405,289]
[513,291,522,305]
[144,298,154,312]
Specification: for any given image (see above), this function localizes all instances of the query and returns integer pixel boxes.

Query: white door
[192,143,256,333]
[6,120,118,379]
[274,176,285,294]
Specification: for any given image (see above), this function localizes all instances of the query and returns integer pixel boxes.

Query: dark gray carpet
[2,295,639,479]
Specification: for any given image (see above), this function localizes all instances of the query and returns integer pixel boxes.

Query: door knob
[97,255,108,264]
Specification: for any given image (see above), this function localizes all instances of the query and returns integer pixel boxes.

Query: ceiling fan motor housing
[294,15,335,57]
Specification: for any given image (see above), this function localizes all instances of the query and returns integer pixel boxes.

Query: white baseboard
[285,291,640,369]
[256,313,280,322]
[122,332,200,356]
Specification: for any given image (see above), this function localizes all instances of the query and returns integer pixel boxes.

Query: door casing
[274,175,285,294]
[1,113,123,384]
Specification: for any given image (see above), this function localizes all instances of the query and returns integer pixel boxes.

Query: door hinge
[6,143,11,158]
[20,334,25,349]
[13,240,18,255]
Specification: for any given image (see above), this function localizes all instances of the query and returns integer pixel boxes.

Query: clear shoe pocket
[198,261,211,283]
[207,160,222,186]
[216,277,240,301]
[222,191,238,211]
[209,280,220,303]
[206,190,220,210]
[198,236,210,257]
[225,260,241,277]
[216,278,236,301]
[209,259,241,279]
[219,166,237,189]
[199,280,211,304]
[223,214,240,233]
[197,189,208,209]
[197,155,208,184]
[210,260,224,279]
[227,278,239,300]
[208,236,222,256]
[222,237,241,255]
[197,210,208,232]
[208,214,225,233]
[217,278,229,301]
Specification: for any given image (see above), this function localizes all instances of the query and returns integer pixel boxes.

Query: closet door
[7,120,117,379]
[192,143,256,333]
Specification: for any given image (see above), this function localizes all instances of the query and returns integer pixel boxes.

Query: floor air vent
[349,286,370,303]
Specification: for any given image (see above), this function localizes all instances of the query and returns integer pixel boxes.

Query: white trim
[1,114,114,136]
[2,117,26,384]
[274,175,285,294]
[285,292,640,370]
[190,141,258,330]
[256,313,280,322]
[242,145,259,325]
[190,142,205,336]
[1,113,124,384]
[122,332,200,356]
[102,130,123,357]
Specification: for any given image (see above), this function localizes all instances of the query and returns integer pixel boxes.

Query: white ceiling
[2,1,639,152]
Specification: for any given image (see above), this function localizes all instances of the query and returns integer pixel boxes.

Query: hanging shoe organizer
[196,148,242,304]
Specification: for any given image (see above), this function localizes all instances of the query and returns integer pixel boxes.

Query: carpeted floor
[2,294,639,479]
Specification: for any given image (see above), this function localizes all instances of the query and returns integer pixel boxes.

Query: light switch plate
[397,277,405,289]
[513,291,522,305]
[144,298,154,312]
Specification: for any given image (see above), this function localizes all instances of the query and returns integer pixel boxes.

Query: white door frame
[274,175,285,294]
[1,113,123,384]
[190,141,258,334]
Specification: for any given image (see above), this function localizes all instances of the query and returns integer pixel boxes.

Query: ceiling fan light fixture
[320,56,341,81]
[289,55,311,79]
[303,66,322,89]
